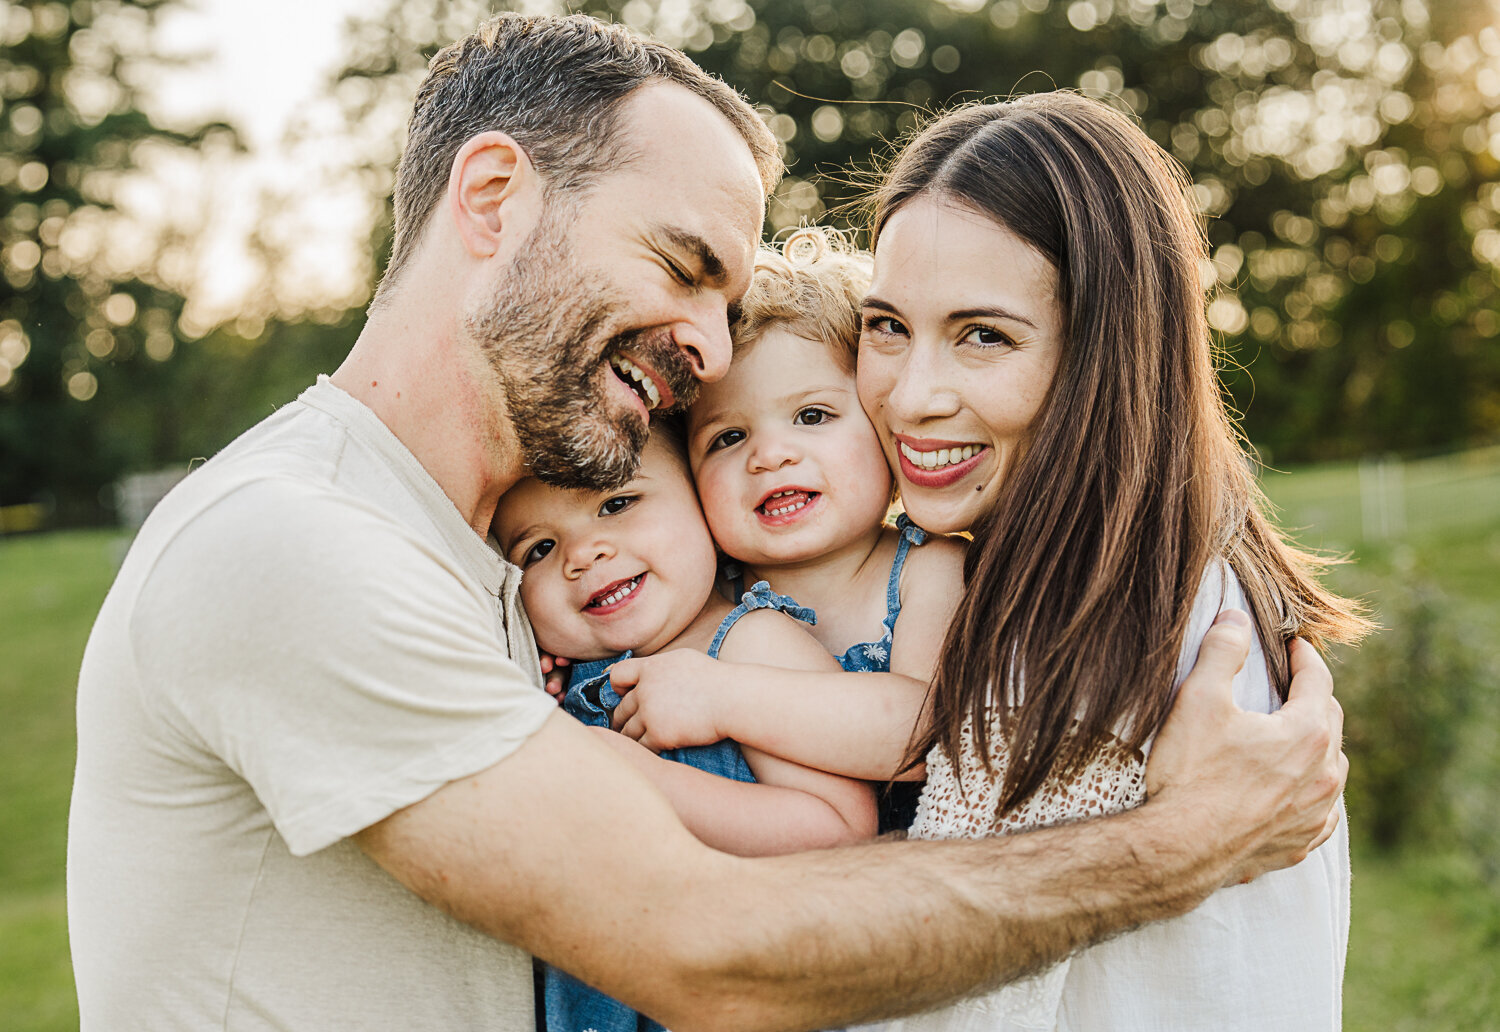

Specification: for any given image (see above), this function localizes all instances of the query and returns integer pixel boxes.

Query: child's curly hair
[732,227,873,373]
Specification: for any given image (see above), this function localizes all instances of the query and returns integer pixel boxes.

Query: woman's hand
[608,650,727,752]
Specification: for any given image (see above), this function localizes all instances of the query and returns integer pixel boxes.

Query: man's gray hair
[377,13,782,301]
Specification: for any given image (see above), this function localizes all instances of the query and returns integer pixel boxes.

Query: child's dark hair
[647,412,690,470]
[732,227,872,373]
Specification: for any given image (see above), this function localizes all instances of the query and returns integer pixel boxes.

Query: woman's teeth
[761,489,811,517]
[899,443,981,470]
[588,575,641,608]
[609,355,661,410]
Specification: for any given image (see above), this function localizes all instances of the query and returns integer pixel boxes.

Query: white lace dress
[857,563,1349,1032]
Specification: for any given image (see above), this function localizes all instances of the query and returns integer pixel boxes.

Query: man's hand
[609,650,727,752]
[1145,610,1346,886]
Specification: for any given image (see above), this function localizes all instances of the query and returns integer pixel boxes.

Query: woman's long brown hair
[875,93,1371,813]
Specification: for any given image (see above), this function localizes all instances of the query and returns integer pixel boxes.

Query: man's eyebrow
[653,225,727,285]
[861,296,1038,330]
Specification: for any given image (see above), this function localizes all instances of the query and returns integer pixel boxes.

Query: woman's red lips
[895,438,989,489]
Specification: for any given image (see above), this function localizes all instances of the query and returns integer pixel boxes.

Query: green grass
[0,530,123,1032]
[4,444,1499,1029]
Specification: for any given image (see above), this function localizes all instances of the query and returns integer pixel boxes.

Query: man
[68,14,1345,1031]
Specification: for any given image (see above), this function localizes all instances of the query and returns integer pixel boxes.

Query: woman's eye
[708,429,745,452]
[963,325,1015,349]
[794,407,832,426]
[598,495,636,517]
[521,539,555,566]
[861,314,908,338]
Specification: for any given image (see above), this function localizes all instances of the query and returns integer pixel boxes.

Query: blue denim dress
[544,581,815,1032]
[728,516,929,833]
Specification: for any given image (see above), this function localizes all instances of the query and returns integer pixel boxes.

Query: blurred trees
[337,0,1500,464]
[6,0,1500,521]
[0,0,222,522]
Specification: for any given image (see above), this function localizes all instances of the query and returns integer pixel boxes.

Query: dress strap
[885,514,928,615]
[706,580,816,659]
[720,559,748,600]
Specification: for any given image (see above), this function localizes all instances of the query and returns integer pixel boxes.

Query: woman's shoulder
[1173,560,1275,713]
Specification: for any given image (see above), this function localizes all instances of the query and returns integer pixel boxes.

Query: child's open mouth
[756,489,819,523]
[585,573,645,613]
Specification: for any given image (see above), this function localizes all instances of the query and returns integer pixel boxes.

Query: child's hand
[539,652,572,701]
[609,650,726,752]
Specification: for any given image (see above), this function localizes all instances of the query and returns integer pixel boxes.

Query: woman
[610,89,1366,1029]
[851,92,1369,1030]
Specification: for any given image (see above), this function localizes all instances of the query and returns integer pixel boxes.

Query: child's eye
[794,406,833,426]
[598,494,637,517]
[708,428,746,452]
[961,325,1016,349]
[521,539,555,566]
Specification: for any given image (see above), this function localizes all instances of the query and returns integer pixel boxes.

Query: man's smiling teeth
[609,355,661,410]
[588,575,641,608]
[761,489,811,517]
[900,443,982,469]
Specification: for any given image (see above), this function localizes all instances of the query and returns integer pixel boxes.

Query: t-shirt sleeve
[130,478,557,857]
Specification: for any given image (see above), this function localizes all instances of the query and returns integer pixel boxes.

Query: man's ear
[447,131,541,259]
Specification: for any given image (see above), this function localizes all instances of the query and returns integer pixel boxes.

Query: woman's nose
[884,343,961,424]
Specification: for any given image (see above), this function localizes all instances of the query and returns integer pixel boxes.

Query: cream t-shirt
[68,378,557,1030]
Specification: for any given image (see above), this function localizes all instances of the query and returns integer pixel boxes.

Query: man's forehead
[612,85,764,268]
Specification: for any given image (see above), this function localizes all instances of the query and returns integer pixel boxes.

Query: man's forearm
[363,715,1226,1032]
[657,798,1224,1030]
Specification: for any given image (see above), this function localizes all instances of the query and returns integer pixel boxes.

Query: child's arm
[587,728,876,855]
[609,534,969,780]
[611,656,928,781]
[602,610,878,856]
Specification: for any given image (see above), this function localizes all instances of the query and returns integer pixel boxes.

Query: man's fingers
[1176,609,1253,710]
[1284,638,1334,707]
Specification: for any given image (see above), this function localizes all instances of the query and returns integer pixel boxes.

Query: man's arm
[359,612,1343,1032]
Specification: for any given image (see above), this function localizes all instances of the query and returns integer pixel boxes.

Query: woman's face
[856,195,1064,535]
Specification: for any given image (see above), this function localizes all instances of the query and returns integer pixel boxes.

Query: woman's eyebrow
[862,296,1038,330]
[948,305,1038,329]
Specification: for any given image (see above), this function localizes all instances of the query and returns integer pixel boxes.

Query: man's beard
[465,208,700,490]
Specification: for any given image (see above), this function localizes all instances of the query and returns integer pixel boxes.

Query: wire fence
[1261,444,1500,554]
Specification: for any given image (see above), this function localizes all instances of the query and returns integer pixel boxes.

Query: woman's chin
[897,492,986,536]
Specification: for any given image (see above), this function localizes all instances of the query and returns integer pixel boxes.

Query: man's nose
[674,296,733,383]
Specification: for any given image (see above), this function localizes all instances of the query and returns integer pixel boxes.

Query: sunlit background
[2,0,1498,1028]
